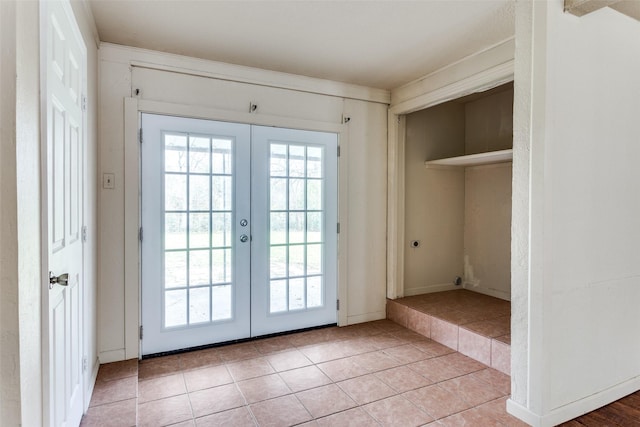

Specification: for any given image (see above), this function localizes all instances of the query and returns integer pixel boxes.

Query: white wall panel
[98,45,389,360]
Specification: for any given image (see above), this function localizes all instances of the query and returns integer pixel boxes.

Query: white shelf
[424,149,513,169]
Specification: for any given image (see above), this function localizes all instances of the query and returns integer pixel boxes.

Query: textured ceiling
[88,0,515,90]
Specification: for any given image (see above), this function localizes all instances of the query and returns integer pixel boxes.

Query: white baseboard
[99,349,126,364]
[508,376,640,427]
[347,310,386,325]
[404,283,460,296]
[84,358,100,411]
[462,284,510,301]
[507,399,539,426]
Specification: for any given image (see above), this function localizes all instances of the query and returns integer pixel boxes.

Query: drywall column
[0,1,22,424]
[509,1,640,425]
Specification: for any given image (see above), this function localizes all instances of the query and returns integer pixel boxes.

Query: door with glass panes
[141,114,337,355]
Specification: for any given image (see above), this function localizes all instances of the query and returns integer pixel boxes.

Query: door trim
[121,98,348,360]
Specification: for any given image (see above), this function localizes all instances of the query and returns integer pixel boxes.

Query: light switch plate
[103,173,115,189]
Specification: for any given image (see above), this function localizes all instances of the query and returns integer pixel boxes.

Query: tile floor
[81,319,527,426]
[387,290,511,375]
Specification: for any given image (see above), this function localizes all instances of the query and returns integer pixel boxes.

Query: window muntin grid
[268,143,325,313]
[162,132,235,328]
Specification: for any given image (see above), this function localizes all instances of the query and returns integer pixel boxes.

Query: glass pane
[165,289,187,327]
[212,139,232,174]
[165,174,186,211]
[307,244,322,275]
[189,250,210,286]
[212,285,232,320]
[189,213,210,248]
[289,212,305,244]
[212,176,232,211]
[307,276,323,308]
[307,179,322,210]
[270,212,287,245]
[270,144,287,176]
[307,146,323,178]
[165,251,186,288]
[165,213,186,250]
[270,280,287,313]
[164,134,187,173]
[212,212,231,247]
[189,136,210,174]
[289,278,305,310]
[289,179,305,210]
[289,145,305,177]
[270,246,286,279]
[307,212,322,243]
[270,178,287,210]
[289,245,305,277]
[189,287,210,324]
[189,175,210,211]
[212,249,232,284]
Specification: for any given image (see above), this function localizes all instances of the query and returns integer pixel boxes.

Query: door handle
[240,234,249,243]
[49,272,69,289]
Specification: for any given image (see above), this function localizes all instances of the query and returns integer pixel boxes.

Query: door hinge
[82,225,87,243]
[337,223,340,234]
[81,95,87,112]
[139,325,143,340]
[139,227,143,242]
[82,357,87,373]
[337,299,340,310]
[138,128,143,144]
[337,146,341,157]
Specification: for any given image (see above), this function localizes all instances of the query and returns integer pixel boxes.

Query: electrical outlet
[103,173,115,189]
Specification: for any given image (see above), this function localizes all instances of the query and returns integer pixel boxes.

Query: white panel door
[141,114,251,355]
[251,126,338,336]
[43,1,86,426]
[141,116,337,354]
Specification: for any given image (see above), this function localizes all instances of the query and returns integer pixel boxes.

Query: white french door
[141,114,337,355]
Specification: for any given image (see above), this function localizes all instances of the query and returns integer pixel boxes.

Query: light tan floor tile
[80,398,137,427]
[317,357,369,382]
[89,376,137,407]
[279,365,332,392]
[265,349,312,372]
[183,364,233,392]
[227,357,275,381]
[315,407,379,426]
[138,373,186,403]
[138,394,193,427]
[338,374,396,405]
[363,395,433,427]
[375,366,433,393]
[195,407,257,427]
[403,384,473,420]
[236,373,291,403]
[250,395,312,427]
[189,383,245,418]
[296,384,357,418]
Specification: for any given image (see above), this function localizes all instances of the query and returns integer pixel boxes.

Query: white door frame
[40,0,88,424]
[386,62,514,300]
[124,98,348,358]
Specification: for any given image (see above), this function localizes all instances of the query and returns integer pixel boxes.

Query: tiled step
[386,295,511,375]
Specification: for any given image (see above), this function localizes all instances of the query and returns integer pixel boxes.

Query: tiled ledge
[387,298,510,375]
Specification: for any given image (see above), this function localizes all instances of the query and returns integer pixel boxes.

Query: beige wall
[403,87,512,299]
[98,45,389,361]
[404,103,465,295]
[464,163,512,299]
